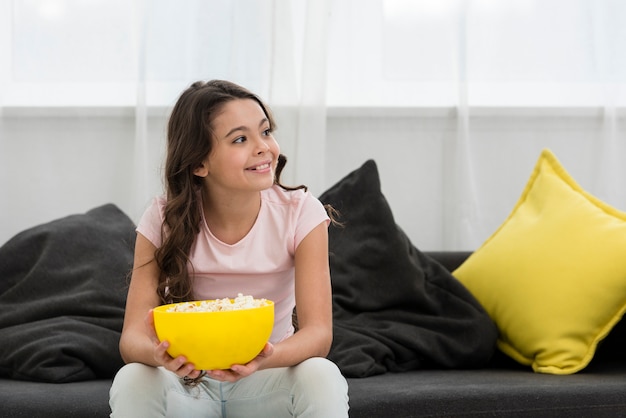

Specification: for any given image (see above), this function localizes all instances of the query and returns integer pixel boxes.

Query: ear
[193,161,209,178]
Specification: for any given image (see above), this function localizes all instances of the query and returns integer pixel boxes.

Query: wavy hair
[155,80,308,304]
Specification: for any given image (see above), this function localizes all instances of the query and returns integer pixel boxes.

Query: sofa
[1,251,625,417]
[1,155,626,417]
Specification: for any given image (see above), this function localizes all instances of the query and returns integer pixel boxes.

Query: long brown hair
[155,80,306,304]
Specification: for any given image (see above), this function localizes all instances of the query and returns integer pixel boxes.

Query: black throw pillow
[0,204,135,382]
[320,160,498,378]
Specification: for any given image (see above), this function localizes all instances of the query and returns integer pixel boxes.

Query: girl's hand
[146,310,203,379]
[205,342,274,382]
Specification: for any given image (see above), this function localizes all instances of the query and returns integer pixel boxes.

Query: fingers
[259,342,274,357]
[207,343,275,382]
[152,341,274,382]
[190,369,206,379]
[206,368,241,382]
[204,362,252,382]
[153,340,172,362]
[152,339,199,378]
[166,354,197,378]
[243,342,274,371]
[145,310,202,380]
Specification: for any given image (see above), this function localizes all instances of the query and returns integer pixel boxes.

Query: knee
[295,357,348,392]
[110,363,169,401]
[110,363,177,417]
[291,358,349,417]
[297,357,342,376]
[111,363,156,391]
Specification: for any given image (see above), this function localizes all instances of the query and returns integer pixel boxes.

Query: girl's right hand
[154,340,203,379]
[146,309,203,379]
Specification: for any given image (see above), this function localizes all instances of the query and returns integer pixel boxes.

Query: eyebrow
[224,118,269,139]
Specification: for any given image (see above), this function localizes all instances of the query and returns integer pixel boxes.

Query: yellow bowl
[153,299,274,370]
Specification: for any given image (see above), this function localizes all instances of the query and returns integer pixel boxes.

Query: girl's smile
[246,161,272,173]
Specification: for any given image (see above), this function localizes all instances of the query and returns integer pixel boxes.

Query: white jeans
[109,357,349,418]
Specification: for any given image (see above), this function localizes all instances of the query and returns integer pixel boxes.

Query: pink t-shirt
[137,185,330,343]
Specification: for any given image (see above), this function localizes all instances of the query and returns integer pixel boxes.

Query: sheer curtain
[0,0,330,240]
[130,0,331,219]
[456,0,626,250]
[374,0,626,250]
[590,2,626,211]
[1,0,625,250]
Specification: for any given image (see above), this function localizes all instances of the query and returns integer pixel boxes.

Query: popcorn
[166,293,268,312]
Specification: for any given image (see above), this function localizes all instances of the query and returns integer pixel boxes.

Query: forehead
[212,99,267,134]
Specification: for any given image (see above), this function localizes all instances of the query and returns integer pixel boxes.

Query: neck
[201,188,262,244]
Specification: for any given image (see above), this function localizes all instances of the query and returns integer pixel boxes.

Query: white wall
[0,110,166,246]
[325,109,624,250]
[1,109,623,250]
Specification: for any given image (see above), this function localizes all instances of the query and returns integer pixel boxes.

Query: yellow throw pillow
[453,149,626,374]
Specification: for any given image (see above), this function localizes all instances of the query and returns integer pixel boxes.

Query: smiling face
[194,98,280,196]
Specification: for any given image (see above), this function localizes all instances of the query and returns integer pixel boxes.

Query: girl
[109,80,349,417]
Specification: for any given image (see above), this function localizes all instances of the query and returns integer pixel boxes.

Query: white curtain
[457,0,626,250]
[266,0,331,196]
[1,0,624,250]
[375,0,626,250]
[128,0,331,219]
[0,0,330,243]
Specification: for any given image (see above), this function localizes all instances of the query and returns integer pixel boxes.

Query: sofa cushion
[453,149,626,374]
[0,204,135,383]
[0,378,114,417]
[346,361,626,418]
[320,160,498,378]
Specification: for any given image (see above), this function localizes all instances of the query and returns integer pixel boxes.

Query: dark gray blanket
[320,160,498,378]
[0,204,135,383]
[0,161,497,383]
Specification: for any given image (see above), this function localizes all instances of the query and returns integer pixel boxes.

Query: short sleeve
[136,196,166,248]
[294,191,330,249]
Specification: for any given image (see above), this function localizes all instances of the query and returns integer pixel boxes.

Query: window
[2,0,625,108]
[327,0,626,107]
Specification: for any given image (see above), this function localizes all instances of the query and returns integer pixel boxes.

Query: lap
[110,358,348,418]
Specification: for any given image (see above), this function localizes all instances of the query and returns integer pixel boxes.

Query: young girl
[109,80,349,417]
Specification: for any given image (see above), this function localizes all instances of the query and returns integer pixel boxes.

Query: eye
[233,136,246,144]
[262,128,272,136]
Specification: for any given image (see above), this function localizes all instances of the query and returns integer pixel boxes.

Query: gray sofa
[1,160,625,417]
[1,251,625,417]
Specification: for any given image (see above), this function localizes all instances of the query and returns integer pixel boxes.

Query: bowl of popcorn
[153,294,274,370]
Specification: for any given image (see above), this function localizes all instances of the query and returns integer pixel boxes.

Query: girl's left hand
[205,342,274,382]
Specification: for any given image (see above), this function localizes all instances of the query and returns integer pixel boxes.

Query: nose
[256,137,270,155]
